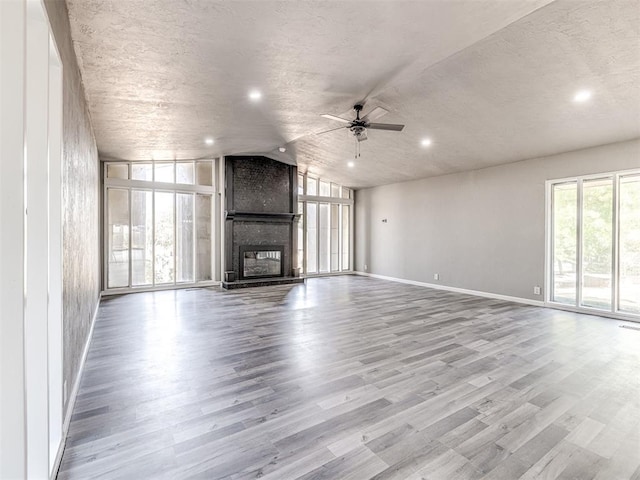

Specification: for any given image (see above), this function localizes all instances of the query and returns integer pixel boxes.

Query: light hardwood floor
[57,276,640,479]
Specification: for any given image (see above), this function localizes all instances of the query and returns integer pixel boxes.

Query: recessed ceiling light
[204,137,214,146]
[421,138,432,147]
[573,90,592,103]
[347,161,355,168]
[278,146,286,153]
[248,90,262,101]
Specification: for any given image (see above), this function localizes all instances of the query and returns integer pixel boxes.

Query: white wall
[1,1,28,478]
[1,0,65,478]
[355,139,640,301]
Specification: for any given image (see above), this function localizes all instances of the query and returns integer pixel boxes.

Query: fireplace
[222,155,304,289]
[240,245,284,279]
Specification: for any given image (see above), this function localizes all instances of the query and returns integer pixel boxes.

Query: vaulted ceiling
[66,0,640,188]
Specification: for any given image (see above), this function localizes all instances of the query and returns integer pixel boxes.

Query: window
[548,169,640,318]
[104,160,217,290]
[298,174,353,275]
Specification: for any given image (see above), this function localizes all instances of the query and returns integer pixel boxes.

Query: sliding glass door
[549,170,640,317]
[619,174,640,314]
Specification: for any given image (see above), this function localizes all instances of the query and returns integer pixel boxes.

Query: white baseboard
[51,292,102,479]
[354,271,545,307]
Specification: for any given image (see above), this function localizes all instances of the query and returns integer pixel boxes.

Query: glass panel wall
[619,174,640,314]
[131,163,152,181]
[177,193,194,282]
[551,182,577,304]
[298,174,353,275]
[307,177,317,195]
[131,190,153,286]
[104,160,217,291]
[319,181,330,197]
[306,202,318,274]
[154,191,175,284]
[107,163,128,180]
[176,162,195,185]
[107,188,129,288]
[319,203,330,273]
[581,178,613,309]
[330,204,340,272]
[196,194,212,282]
[196,161,212,186]
[155,163,175,183]
[342,205,350,271]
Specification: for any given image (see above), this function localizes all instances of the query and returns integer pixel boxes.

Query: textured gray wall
[355,139,640,301]
[45,0,101,411]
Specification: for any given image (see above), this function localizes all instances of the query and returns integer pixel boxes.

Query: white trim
[299,194,354,205]
[102,281,220,297]
[354,271,545,307]
[303,271,353,279]
[51,293,101,479]
[0,1,28,476]
[544,180,552,303]
[24,1,53,474]
[46,25,64,478]
[355,271,640,322]
[545,167,640,186]
[544,301,640,323]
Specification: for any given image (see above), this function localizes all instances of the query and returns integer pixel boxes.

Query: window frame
[298,172,354,276]
[545,168,640,320]
[103,160,219,294]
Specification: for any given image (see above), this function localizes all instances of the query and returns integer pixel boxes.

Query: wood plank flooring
[57,276,640,479]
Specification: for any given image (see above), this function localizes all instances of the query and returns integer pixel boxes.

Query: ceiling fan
[319,104,405,142]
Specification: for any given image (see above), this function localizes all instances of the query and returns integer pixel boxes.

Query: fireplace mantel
[225,211,300,223]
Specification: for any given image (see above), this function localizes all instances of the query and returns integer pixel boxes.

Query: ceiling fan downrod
[353,104,363,121]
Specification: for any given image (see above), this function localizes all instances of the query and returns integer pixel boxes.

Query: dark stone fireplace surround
[222,155,304,289]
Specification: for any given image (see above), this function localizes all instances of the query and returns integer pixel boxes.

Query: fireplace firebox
[240,245,284,279]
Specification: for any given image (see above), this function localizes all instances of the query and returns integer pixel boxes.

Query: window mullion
[152,190,156,287]
[192,193,196,284]
[128,188,132,288]
[612,174,620,313]
[576,178,583,308]
[173,192,177,285]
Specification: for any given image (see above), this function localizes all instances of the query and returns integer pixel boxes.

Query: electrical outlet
[364,264,368,271]
[533,286,541,295]
[434,273,439,281]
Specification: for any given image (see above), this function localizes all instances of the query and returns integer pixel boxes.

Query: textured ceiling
[66,0,640,188]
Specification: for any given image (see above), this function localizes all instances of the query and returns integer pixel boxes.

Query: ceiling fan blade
[320,114,351,124]
[367,123,405,131]
[315,125,349,135]
[362,106,388,122]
